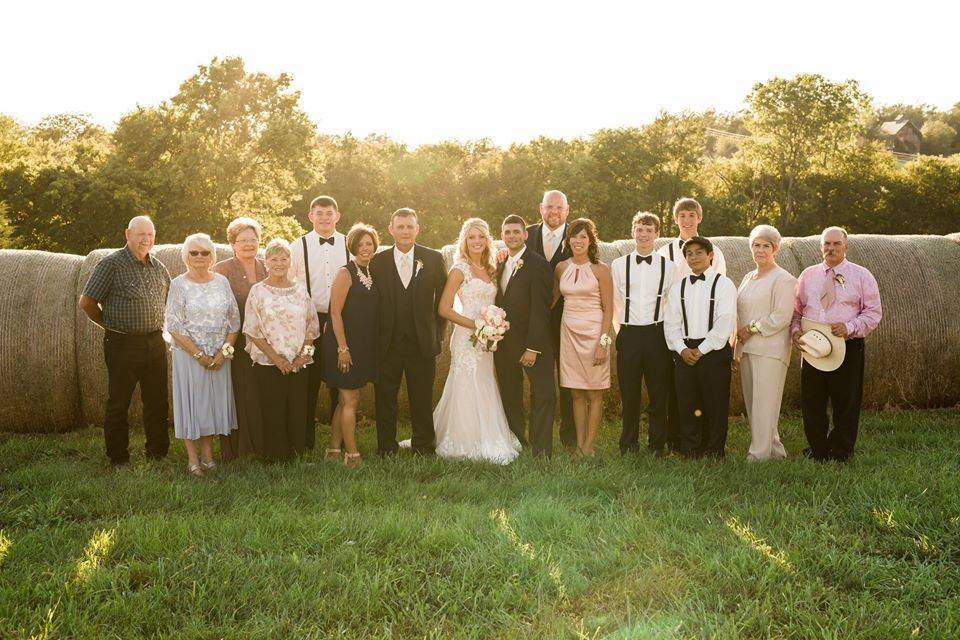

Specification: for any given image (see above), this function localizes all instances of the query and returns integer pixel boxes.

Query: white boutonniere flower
[414,259,424,277]
[512,258,524,275]
[834,273,846,291]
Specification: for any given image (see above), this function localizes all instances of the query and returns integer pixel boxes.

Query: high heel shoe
[188,463,204,477]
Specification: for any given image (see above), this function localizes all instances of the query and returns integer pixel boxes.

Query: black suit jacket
[370,244,448,358]
[525,222,571,268]
[526,222,570,340]
[495,249,553,361]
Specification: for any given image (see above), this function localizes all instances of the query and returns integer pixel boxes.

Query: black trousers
[551,307,576,447]
[255,364,308,462]
[495,348,556,457]
[617,324,672,454]
[665,372,682,451]
[801,338,865,461]
[673,342,732,458]
[305,311,340,449]
[102,330,169,464]
[375,339,436,455]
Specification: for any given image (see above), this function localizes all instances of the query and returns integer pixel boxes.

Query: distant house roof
[879,116,921,138]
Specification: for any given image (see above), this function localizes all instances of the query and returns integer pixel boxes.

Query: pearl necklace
[357,265,373,290]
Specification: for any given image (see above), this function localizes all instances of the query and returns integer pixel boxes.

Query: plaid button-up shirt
[82,246,171,334]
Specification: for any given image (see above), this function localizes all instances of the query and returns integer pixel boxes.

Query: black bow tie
[689,273,706,284]
[318,236,335,246]
[636,254,652,265]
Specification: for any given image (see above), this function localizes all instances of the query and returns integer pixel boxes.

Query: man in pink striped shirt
[791,226,882,462]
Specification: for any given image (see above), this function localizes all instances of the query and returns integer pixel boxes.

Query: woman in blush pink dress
[553,218,614,457]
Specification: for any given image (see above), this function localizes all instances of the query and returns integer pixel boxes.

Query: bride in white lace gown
[433,218,521,464]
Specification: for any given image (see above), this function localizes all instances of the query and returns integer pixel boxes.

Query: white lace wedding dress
[433,262,521,464]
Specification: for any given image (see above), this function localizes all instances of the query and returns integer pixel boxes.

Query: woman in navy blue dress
[321,223,380,467]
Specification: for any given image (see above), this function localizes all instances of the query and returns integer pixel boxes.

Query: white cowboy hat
[798,318,846,372]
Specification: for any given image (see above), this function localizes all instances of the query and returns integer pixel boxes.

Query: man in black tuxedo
[525,189,575,450]
[494,215,556,457]
[370,208,447,455]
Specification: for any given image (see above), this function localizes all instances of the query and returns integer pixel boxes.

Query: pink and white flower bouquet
[471,305,510,352]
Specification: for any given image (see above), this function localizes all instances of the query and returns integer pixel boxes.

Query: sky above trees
[4,0,958,146]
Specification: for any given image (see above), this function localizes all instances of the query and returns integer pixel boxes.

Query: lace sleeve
[451,262,471,281]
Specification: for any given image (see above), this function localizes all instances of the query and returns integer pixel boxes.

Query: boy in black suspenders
[290,195,350,452]
[612,212,679,457]
[663,237,737,458]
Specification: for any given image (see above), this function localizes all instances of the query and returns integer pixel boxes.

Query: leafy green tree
[108,57,316,243]
[744,74,871,233]
[920,120,957,156]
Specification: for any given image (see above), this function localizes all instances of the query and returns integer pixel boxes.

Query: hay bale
[75,244,234,428]
[0,250,83,433]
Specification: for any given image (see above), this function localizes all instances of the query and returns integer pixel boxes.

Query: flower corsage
[221,343,235,359]
[599,333,613,349]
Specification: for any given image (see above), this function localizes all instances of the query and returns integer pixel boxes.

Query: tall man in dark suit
[495,215,556,457]
[370,208,448,456]
[525,189,575,449]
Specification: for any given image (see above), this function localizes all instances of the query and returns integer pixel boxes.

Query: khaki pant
[740,354,787,460]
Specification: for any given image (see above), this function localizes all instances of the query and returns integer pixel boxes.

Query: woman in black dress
[322,223,380,467]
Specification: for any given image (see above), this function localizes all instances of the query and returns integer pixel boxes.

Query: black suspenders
[301,234,349,299]
[624,255,666,325]
[680,273,721,338]
[301,236,312,298]
[654,256,666,322]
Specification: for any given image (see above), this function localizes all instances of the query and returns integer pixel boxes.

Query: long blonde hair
[456,218,496,277]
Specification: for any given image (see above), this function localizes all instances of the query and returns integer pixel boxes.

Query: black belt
[106,328,162,338]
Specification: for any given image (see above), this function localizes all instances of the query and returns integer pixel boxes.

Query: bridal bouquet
[471,305,510,352]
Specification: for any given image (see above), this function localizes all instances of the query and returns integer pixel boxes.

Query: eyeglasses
[189,250,211,257]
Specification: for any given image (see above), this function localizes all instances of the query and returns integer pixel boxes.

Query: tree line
[1,57,958,255]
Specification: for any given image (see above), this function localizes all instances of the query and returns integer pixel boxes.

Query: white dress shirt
[290,230,348,313]
[542,223,566,262]
[611,251,679,326]
[501,245,527,292]
[393,245,416,289]
[664,267,737,355]
[658,237,727,278]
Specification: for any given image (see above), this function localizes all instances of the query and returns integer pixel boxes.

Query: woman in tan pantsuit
[734,225,797,460]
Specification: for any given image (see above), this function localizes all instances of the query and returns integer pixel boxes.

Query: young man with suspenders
[657,197,727,453]
[664,236,737,458]
[290,195,350,451]
[611,212,678,457]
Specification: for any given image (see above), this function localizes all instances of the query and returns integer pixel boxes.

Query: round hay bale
[75,244,234,428]
[948,232,960,246]
[0,250,83,433]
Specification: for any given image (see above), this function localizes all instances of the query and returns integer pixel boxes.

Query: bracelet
[337,346,350,354]
[192,351,204,361]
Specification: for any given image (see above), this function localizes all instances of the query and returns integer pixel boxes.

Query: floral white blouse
[243,281,320,365]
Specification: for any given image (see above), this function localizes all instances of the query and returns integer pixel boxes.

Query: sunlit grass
[0,409,958,638]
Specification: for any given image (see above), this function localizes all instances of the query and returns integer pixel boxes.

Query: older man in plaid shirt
[79,216,171,467]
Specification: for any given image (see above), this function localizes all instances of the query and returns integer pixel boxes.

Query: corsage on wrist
[299,345,316,358]
[748,321,761,335]
[221,343,235,359]
[599,333,613,349]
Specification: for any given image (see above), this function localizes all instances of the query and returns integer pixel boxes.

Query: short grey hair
[226,217,262,244]
[264,238,291,260]
[181,233,216,264]
[541,189,568,206]
[127,215,154,230]
[821,226,848,242]
[748,224,782,248]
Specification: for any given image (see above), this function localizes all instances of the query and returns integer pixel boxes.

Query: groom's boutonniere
[414,259,424,277]
[512,258,524,275]
[834,273,845,290]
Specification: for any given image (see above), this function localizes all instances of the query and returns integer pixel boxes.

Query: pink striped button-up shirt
[790,259,882,338]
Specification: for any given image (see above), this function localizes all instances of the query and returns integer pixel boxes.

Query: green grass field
[2,410,959,639]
